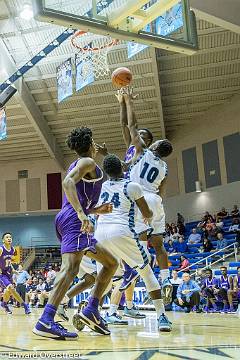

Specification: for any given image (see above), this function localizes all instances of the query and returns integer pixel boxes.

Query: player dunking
[33,127,118,340]
[87,154,172,331]
[123,91,173,304]
[0,233,31,315]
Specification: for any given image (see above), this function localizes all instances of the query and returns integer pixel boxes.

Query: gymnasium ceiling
[0,0,240,168]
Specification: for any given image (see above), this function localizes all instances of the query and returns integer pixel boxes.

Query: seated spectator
[228,218,240,232]
[201,268,219,312]
[25,277,39,307]
[216,233,228,251]
[38,277,54,307]
[170,227,181,242]
[174,272,201,313]
[231,205,240,219]
[214,266,232,312]
[166,239,177,254]
[216,207,228,222]
[165,223,172,237]
[177,222,185,236]
[170,270,182,305]
[46,265,56,282]
[188,228,201,244]
[202,238,214,252]
[176,255,190,272]
[175,237,188,254]
[228,266,240,313]
[54,263,60,272]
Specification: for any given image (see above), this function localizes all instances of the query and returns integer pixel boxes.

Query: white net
[72,32,118,79]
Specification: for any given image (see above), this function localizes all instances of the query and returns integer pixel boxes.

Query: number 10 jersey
[129,149,168,194]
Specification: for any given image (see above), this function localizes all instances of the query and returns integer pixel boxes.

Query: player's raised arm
[62,158,95,232]
[124,93,146,154]
[116,90,131,148]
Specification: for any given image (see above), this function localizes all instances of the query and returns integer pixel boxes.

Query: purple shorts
[0,274,13,289]
[55,211,97,255]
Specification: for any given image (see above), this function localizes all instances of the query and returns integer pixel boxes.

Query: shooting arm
[120,101,132,148]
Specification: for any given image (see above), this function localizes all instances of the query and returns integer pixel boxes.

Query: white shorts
[95,225,149,270]
[135,192,165,235]
[77,256,97,279]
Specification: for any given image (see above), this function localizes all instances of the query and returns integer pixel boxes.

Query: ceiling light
[25,213,29,216]
[20,4,33,20]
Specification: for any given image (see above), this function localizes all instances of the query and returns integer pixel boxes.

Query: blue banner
[75,54,94,92]
[0,109,7,140]
[155,3,183,37]
[56,58,73,103]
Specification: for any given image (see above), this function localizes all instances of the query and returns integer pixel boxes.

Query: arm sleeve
[191,281,200,292]
[127,182,144,201]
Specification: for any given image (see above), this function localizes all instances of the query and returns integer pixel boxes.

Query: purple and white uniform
[219,275,230,290]
[55,159,103,254]
[204,277,219,288]
[124,145,136,163]
[0,246,15,289]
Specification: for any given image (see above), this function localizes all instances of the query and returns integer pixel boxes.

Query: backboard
[32,0,198,55]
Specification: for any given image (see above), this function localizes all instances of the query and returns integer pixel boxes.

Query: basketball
[111,67,133,88]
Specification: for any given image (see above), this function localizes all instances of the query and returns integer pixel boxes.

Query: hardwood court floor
[0,309,239,359]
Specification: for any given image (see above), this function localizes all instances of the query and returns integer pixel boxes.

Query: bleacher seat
[214,269,238,276]
[229,262,240,268]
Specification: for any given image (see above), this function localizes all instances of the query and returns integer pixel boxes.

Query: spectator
[188,228,201,244]
[231,205,240,219]
[228,218,240,232]
[177,212,185,224]
[25,277,39,307]
[54,263,60,272]
[207,223,222,239]
[202,238,214,253]
[170,227,181,242]
[170,270,182,305]
[36,278,46,307]
[201,268,219,312]
[175,237,188,254]
[13,264,31,305]
[204,211,214,222]
[38,277,54,307]
[46,265,56,282]
[216,233,228,251]
[176,255,190,272]
[165,223,172,237]
[166,239,177,254]
[174,272,201,313]
[216,207,228,222]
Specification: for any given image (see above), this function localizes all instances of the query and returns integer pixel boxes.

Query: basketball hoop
[71,30,119,79]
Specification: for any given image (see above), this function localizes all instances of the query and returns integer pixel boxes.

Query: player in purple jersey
[227,266,240,313]
[201,268,219,312]
[215,266,232,313]
[33,127,118,340]
[0,233,31,315]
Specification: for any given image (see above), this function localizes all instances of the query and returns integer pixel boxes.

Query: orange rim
[71,30,119,51]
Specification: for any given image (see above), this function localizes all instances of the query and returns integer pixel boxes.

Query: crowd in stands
[0,263,60,308]
[163,205,240,267]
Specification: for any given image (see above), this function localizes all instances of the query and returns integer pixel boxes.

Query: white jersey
[97,179,143,230]
[129,149,168,193]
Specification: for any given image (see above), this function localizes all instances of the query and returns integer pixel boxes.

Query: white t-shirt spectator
[37,283,46,292]
[171,277,183,285]
[47,269,56,281]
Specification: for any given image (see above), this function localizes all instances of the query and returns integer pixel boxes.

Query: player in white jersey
[124,92,173,304]
[86,154,172,332]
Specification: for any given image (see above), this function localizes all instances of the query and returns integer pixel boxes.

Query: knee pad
[138,264,160,293]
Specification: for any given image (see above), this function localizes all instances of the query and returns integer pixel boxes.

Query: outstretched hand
[95,142,108,156]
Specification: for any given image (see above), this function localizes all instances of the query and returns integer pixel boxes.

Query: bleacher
[153,215,238,275]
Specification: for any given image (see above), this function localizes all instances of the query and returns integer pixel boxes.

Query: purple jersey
[204,277,218,288]
[55,159,103,254]
[0,246,15,276]
[219,275,230,289]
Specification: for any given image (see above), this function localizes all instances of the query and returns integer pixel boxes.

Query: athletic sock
[126,301,133,310]
[40,303,57,322]
[109,304,118,315]
[87,296,99,311]
[161,269,170,282]
[152,298,165,318]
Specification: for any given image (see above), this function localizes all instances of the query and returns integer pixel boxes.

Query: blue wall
[0,215,59,248]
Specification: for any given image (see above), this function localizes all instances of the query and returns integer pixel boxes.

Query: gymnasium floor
[0,309,239,359]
